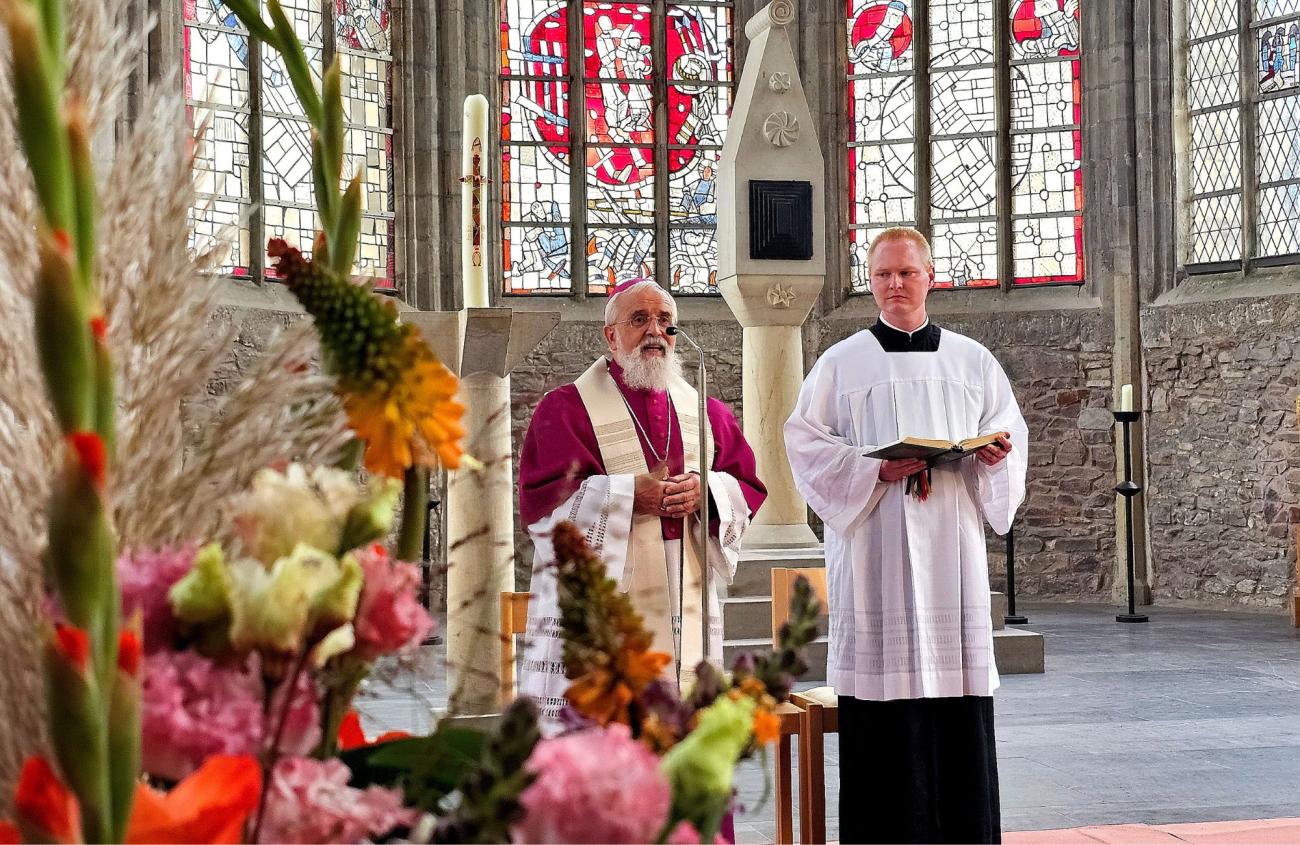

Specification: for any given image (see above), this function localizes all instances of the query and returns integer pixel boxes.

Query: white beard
[613,343,683,392]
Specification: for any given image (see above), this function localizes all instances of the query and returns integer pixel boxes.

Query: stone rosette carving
[768,71,791,93]
[763,111,799,147]
[767,282,796,309]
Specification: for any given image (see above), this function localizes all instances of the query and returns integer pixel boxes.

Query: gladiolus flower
[337,711,410,750]
[52,625,89,673]
[118,629,142,677]
[67,431,106,489]
[12,757,81,844]
[126,754,261,844]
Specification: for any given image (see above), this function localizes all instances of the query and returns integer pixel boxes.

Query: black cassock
[838,695,1001,844]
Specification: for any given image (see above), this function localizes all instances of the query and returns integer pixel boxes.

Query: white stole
[573,358,714,681]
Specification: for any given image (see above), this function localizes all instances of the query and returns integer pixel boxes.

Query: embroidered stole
[574,358,715,683]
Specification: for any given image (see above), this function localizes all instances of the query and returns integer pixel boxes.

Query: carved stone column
[718,0,823,550]
[405,308,558,714]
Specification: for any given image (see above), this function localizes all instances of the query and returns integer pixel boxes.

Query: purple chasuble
[518,359,767,539]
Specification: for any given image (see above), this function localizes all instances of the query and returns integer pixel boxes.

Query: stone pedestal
[404,307,559,714]
[717,0,824,550]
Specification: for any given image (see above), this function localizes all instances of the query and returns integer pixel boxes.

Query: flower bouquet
[0,0,822,840]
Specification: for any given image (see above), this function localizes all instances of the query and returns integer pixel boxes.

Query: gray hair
[603,279,676,326]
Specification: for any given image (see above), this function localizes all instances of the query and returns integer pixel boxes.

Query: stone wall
[1142,294,1300,610]
[812,309,1119,600]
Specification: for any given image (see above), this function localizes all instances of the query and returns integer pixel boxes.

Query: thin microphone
[665,325,703,352]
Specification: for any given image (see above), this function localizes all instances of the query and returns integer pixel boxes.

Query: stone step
[723,593,830,642]
[993,627,1045,674]
[731,545,826,597]
[723,636,828,681]
[991,591,1007,630]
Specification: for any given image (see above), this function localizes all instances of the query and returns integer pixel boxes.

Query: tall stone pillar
[405,307,559,714]
[717,0,823,550]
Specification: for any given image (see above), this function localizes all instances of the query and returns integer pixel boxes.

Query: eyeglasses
[611,314,673,330]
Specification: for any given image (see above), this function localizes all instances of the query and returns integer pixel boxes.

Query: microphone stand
[666,325,711,668]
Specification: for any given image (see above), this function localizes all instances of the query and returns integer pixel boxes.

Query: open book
[863,432,1010,467]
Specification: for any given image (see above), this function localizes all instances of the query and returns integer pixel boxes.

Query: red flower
[53,625,89,673]
[117,629,141,677]
[338,711,409,751]
[126,755,262,844]
[12,757,81,844]
[88,315,107,342]
[67,431,106,489]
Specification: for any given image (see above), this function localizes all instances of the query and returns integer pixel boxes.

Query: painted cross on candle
[461,94,492,308]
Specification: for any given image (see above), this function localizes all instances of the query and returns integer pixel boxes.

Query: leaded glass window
[500,1,733,296]
[1184,0,1300,266]
[183,0,396,286]
[847,0,1084,289]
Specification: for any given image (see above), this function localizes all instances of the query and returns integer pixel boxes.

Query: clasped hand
[634,469,701,517]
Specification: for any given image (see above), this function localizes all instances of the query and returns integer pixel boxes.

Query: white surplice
[518,361,753,725]
[784,326,1028,701]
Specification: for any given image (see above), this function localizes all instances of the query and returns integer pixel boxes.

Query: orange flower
[565,667,635,726]
[337,711,410,750]
[752,708,781,746]
[344,335,466,478]
[12,757,81,844]
[618,648,672,690]
[125,755,261,844]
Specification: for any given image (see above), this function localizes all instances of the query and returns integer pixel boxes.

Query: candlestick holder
[1004,524,1028,625]
[1113,408,1148,623]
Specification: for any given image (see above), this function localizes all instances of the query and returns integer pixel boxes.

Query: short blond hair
[867,226,933,270]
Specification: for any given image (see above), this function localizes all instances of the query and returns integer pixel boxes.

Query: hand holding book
[867,432,1012,501]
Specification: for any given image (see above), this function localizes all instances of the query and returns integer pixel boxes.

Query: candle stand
[1113,408,1148,624]
[1004,524,1028,625]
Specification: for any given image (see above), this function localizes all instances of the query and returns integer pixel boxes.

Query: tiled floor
[356,601,1300,844]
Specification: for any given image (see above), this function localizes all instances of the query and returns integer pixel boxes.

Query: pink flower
[351,544,434,660]
[258,757,416,844]
[117,547,196,652]
[513,724,671,844]
[141,650,319,781]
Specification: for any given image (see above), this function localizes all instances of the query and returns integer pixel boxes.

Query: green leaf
[331,175,363,279]
[221,0,277,45]
[266,0,323,125]
[340,726,489,811]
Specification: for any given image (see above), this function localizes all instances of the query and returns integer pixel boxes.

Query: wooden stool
[790,686,838,845]
[499,591,531,708]
[773,699,804,844]
[771,567,835,844]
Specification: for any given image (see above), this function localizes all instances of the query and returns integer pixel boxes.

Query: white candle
[461,94,490,309]
[1119,383,1133,412]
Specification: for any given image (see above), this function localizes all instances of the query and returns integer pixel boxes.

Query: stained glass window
[183,0,396,285]
[847,0,1084,290]
[500,1,733,295]
[1184,0,1300,265]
